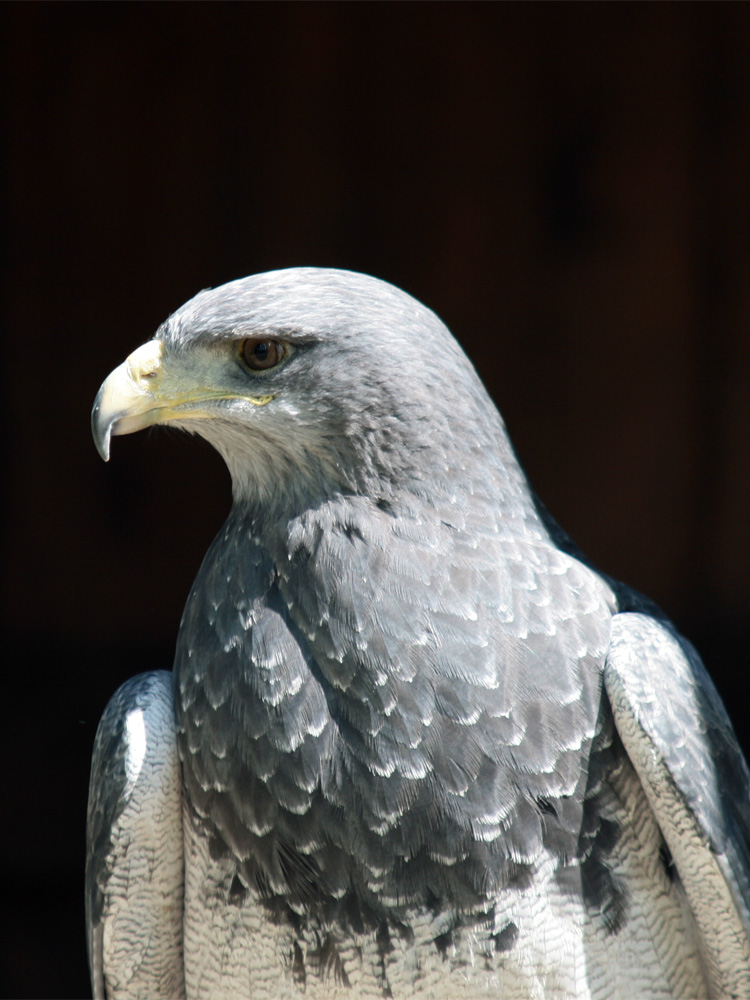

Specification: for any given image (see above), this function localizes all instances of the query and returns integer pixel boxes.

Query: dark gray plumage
[87,268,750,999]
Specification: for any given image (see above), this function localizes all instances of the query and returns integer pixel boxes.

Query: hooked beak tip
[91,391,113,462]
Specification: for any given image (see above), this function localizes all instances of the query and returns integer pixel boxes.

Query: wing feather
[605,613,750,997]
[85,670,185,999]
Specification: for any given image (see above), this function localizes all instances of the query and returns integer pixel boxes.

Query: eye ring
[239,338,288,372]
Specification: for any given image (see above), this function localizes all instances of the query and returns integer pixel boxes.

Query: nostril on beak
[126,341,164,387]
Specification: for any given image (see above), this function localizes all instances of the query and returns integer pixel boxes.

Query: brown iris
[240,338,285,371]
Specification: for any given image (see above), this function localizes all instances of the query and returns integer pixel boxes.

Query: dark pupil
[254,342,269,362]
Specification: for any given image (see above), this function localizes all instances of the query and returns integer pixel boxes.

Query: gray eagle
[87,268,750,999]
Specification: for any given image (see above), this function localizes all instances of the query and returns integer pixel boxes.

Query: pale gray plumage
[87,267,750,999]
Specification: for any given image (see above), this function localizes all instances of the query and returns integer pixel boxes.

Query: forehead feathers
[156,268,469,370]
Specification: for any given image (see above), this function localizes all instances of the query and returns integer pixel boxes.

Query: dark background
[3,5,750,997]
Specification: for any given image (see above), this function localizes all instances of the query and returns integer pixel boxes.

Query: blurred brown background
[3,4,750,996]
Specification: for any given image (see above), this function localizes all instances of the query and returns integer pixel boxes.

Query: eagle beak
[92,341,166,462]
[92,339,275,461]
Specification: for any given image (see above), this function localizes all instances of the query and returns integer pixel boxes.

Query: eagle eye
[240,338,287,371]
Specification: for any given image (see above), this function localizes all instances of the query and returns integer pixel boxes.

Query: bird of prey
[87,268,750,1000]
